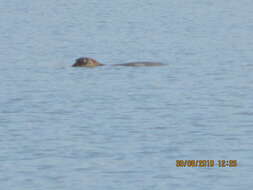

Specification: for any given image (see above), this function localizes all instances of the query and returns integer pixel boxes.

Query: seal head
[72,57,104,67]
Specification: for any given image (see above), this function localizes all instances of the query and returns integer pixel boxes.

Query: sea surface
[1,0,253,189]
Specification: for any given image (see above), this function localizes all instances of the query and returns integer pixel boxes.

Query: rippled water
[1,0,253,189]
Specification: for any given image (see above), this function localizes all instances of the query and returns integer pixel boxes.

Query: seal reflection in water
[72,57,165,67]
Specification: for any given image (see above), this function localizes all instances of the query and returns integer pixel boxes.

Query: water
[1,0,253,189]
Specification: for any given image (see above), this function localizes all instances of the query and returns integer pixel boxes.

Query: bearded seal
[72,57,165,67]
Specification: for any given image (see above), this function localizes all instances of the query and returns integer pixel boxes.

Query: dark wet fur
[113,62,165,66]
[72,58,85,67]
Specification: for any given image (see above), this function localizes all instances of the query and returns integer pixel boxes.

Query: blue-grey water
[1,0,253,189]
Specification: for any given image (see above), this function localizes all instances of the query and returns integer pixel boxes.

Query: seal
[72,57,165,67]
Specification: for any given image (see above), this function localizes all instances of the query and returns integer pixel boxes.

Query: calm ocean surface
[1,0,253,189]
